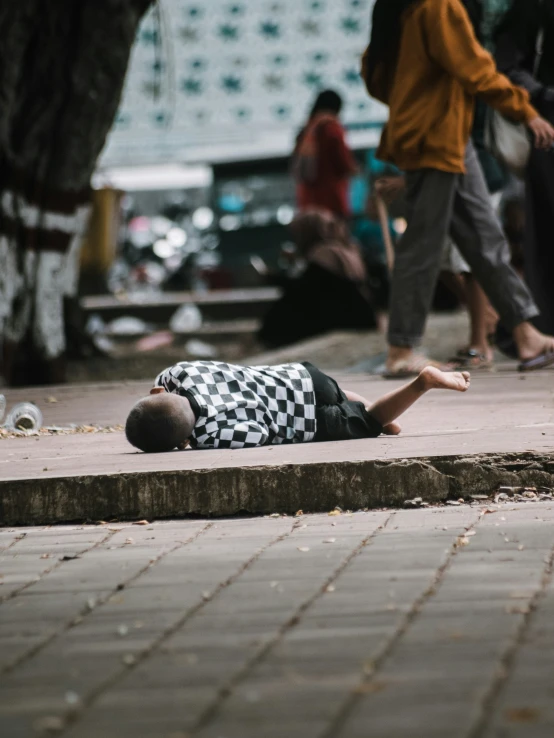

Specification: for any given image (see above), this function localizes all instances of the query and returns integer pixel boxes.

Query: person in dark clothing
[495,0,554,335]
[259,210,377,348]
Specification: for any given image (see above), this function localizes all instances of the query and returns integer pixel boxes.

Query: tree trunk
[0,0,152,386]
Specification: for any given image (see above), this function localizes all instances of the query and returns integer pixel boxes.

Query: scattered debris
[0,423,124,440]
[323,538,336,544]
[108,316,151,336]
[64,691,80,706]
[60,554,80,561]
[170,304,202,333]
[133,520,150,526]
[297,547,310,553]
[294,510,304,517]
[505,707,541,723]
[185,338,217,359]
[4,402,43,432]
[32,715,64,734]
[117,624,129,637]
[506,604,530,615]
[122,654,137,666]
[403,497,423,507]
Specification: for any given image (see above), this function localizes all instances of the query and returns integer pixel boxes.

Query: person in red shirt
[293,90,358,219]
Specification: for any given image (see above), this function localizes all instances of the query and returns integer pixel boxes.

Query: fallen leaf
[353,681,387,695]
[133,520,149,526]
[328,510,341,517]
[46,396,58,403]
[505,707,540,723]
[294,510,303,517]
[506,604,530,615]
[297,547,310,552]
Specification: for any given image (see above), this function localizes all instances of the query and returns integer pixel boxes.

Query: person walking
[495,0,554,336]
[293,90,358,220]
[362,0,554,377]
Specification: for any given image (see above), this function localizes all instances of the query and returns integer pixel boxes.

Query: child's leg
[364,367,470,429]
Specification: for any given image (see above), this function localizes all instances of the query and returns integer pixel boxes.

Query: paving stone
[1,507,554,738]
[331,509,554,738]
[0,519,291,736]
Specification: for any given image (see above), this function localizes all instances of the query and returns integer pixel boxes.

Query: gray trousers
[388,142,539,348]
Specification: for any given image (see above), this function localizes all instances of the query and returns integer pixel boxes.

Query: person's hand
[528,116,554,149]
[374,175,406,204]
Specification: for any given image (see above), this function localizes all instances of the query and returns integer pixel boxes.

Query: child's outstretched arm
[363,367,470,431]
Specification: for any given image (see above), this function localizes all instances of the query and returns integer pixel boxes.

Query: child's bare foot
[418,366,470,392]
[383,421,402,435]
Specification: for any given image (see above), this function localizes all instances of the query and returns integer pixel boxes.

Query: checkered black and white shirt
[155,361,317,449]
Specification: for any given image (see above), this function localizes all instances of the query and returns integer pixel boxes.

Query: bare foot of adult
[418,367,471,392]
[385,348,449,377]
[383,421,402,435]
[513,323,554,369]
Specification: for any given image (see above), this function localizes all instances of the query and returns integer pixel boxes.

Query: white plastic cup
[5,402,43,431]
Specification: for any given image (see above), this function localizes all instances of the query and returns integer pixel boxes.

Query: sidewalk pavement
[0,369,553,525]
[1,503,554,737]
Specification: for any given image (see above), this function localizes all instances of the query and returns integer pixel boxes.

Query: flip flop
[518,351,554,372]
[449,349,493,370]
[382,355,451,379]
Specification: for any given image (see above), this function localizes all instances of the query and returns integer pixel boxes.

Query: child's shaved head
[125,393,196,453]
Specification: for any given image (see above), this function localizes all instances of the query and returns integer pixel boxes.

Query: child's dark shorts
[301,362,383,442]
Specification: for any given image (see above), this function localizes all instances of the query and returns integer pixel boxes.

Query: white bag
[485,22,544,180]
[484,111,531,179]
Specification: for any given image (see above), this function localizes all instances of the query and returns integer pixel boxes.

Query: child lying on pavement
[125,361,470,453]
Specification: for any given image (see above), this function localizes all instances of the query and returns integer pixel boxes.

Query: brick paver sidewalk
[1,503,553,737]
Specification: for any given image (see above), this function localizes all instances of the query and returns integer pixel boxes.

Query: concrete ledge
[2,452,553,526]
